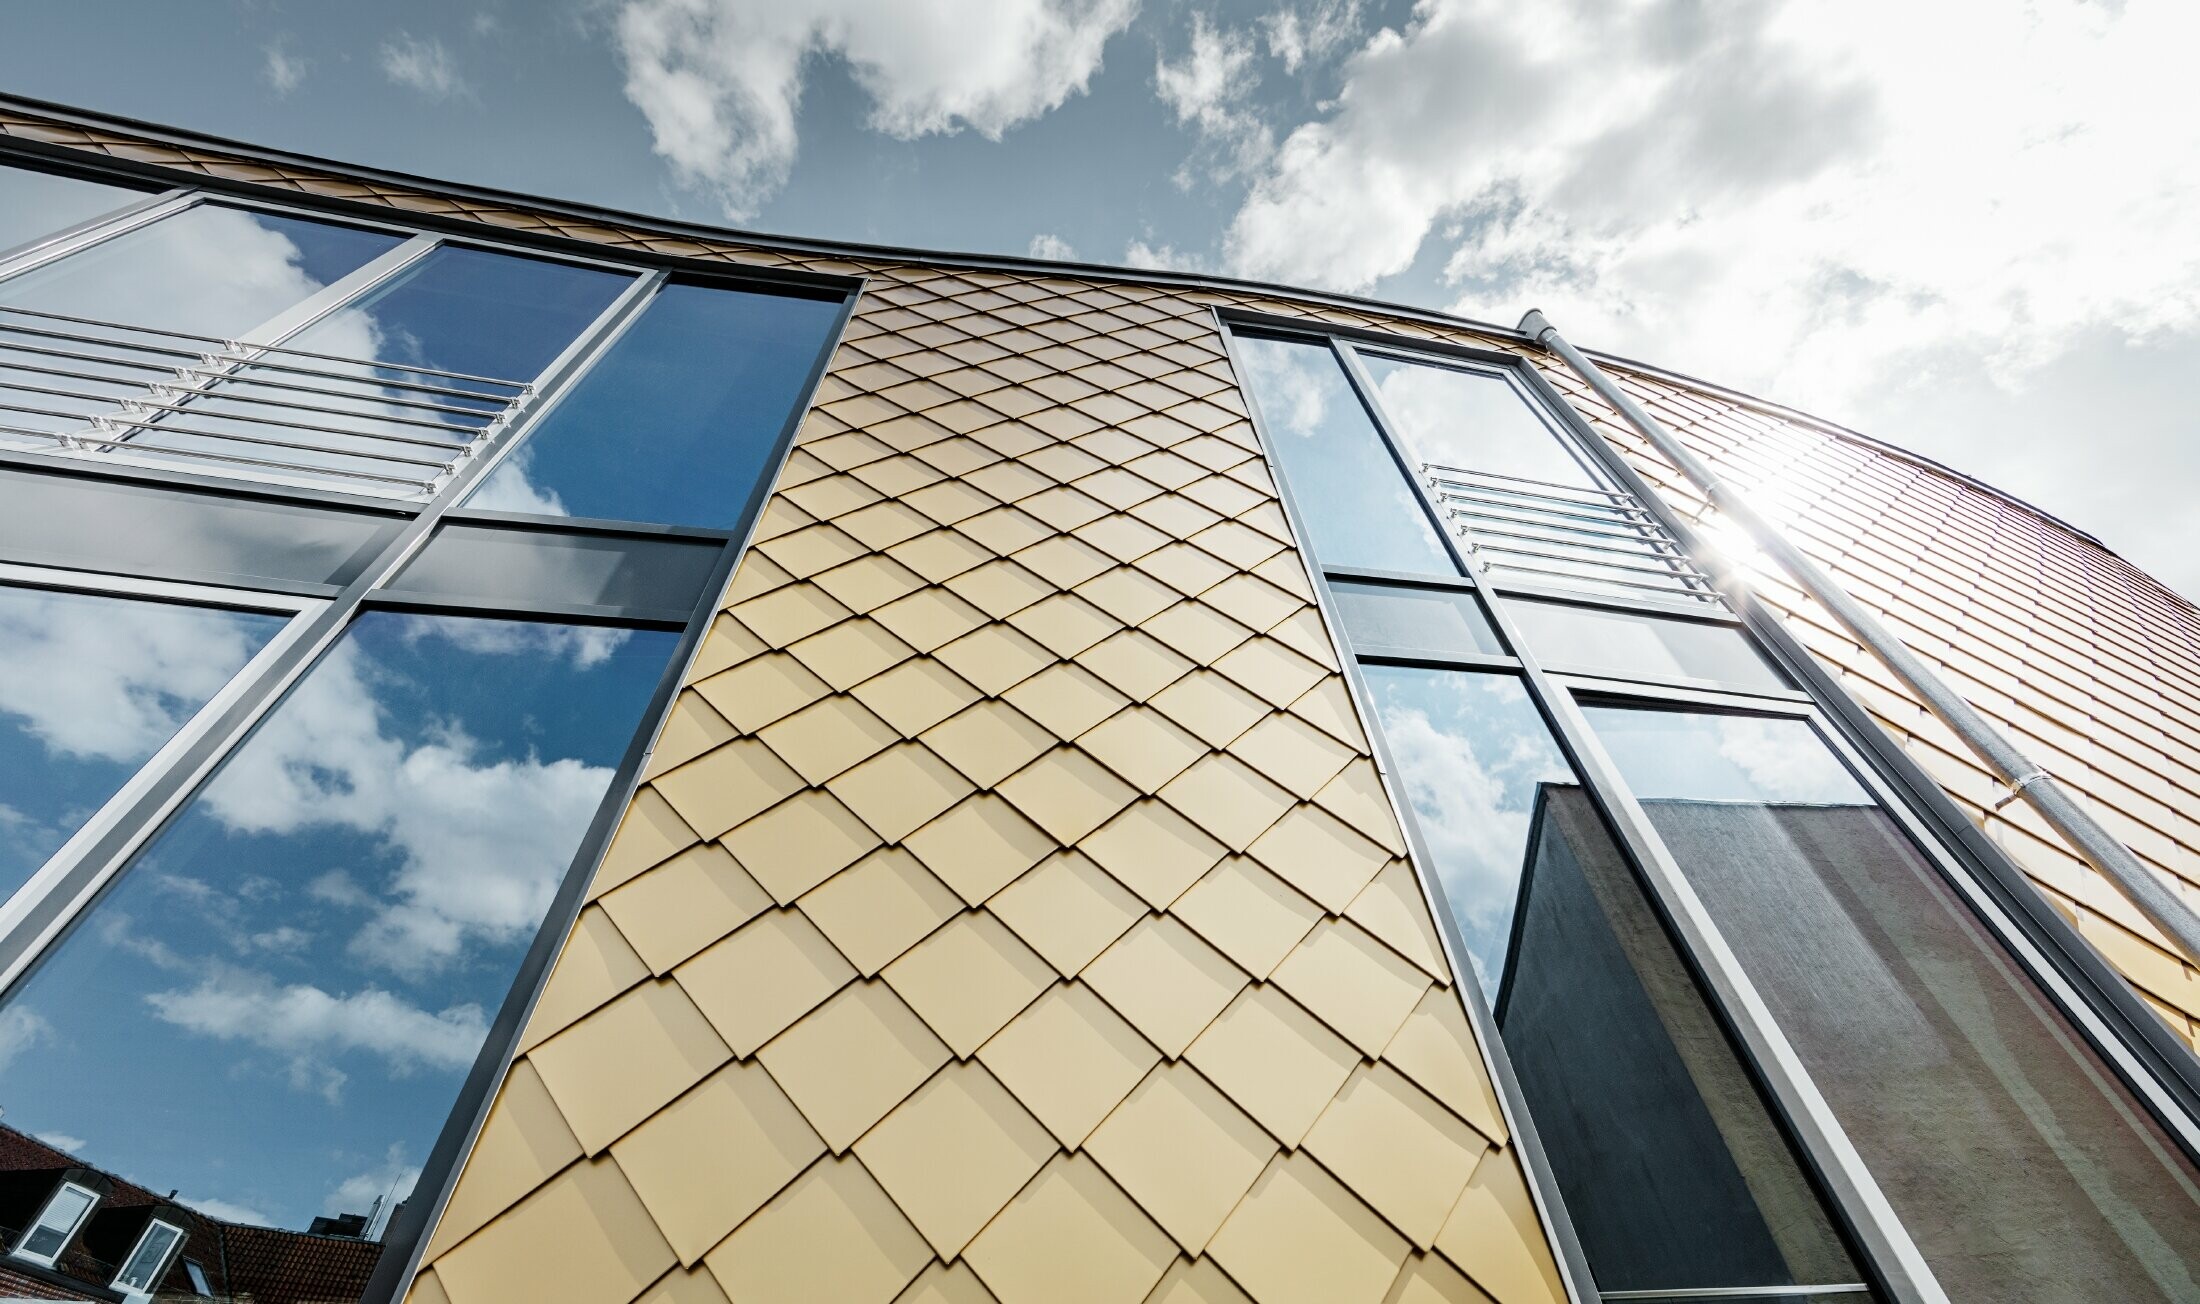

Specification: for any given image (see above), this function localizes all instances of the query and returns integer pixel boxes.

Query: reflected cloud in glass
[1360,665,1572,995]
[1234,335,1457,576]
[0,611,676,1247]
[0,162,148,255]
[471,282,843,526]
[0,586,285,901]
[1360,355,1597,488]
[0,206,402,455]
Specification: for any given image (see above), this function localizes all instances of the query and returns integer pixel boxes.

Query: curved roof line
[0,91,2129,561]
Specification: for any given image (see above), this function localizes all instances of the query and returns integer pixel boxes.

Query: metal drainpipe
[1517,307,2200,969]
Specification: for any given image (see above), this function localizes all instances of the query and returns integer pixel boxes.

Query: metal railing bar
[1437,489,1655,531]
[0,305,531,389]
[0,383,481,452]
[0,402,461,470]
[0,319,519,404]
[1423,462,1635,502]
[1458,521,1697,564]
[1431,479,1657,518]
[0,340,507,418]
[0,423,438,490]
[0,363,492,436]
[1445,501,1677,546]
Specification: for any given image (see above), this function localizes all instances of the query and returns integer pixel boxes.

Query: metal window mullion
[453,269,667,496]
[1238,315,1946,1302]
[0,567,323,966]
[1328,339,1486,584]
[1220,318,1605,1304]
[0,261,661,993]
[0,186,196,284]
[1530,670,1947,1303]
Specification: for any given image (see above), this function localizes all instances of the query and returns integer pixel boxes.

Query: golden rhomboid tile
[399,258,1568,1304]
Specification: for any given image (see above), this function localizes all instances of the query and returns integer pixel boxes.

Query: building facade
[0,98,2194,1304]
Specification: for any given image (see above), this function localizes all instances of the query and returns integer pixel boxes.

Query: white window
[110,1217,185,1297]
[10,1180,97,1266]
[183,1258,213,1296]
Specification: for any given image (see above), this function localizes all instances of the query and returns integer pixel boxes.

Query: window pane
[142,246,632,494]
[0,162,150,254]
[0,611,679,1301]
[0,586,286,901]
[115,1220,182,1289]
[1359,355,1598,488]
[1233,335,1456,576]
[389,522,723,615]
[1583,706,2200,1300]
[470,282,843,526]
[0,203,402,337]
[1361,667,1863,1294]
[0,467,403,589]
[19,1184,95,1261]
[0,205,404,450]
[1508,599,1790,692]
[1331,579,1505,657]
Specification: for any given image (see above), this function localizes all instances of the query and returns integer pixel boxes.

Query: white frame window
[110,1216,187,1297]
[10,1178,99,1268]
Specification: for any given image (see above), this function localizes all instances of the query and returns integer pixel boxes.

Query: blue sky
[7,0,2199,597]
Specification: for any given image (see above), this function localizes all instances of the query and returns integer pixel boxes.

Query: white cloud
[612,0,1141,218]
[380,33,469,101]
[0,589,267,765]
[0,1007,53,1076]
[145,969,488,1101]
[1261,0,1362,73]
[34,1132,84,1154]
[1123,238,1206,273]
[1028,232,1078,261]
[180,1195,278,1228]
[263,40,308,95]
[1214,0,2200,592]
[1155,15,1270,185]
[199,632,619,978]
[327,1143,422,1218]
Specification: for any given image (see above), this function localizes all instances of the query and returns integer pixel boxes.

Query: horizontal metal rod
[1436,489,1653,532]
[1458,519,1698,564]
[0,380,481,452]
[1520,306,2200,968]
[1429,475,1653,516]
[1467,536,1713,580]
[0,305,532,389]
[1424,462,1638,502]
[1438,497,1664,543]
[0,362,490,437]
[0,423,437,490]
[0,402,459,470]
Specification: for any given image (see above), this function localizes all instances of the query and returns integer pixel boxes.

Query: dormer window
[10,1179,97,1267]
[110,1216,186,1299]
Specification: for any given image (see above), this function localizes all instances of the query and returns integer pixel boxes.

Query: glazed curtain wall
[0,154,847,1304]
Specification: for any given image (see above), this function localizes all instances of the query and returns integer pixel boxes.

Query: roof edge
[0,92,2131,565]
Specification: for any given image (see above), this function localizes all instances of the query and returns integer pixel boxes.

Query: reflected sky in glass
[1233,335,1457,577]
[1360,355,1598,488]
[1330,580,1506,657]
[0,204,403,451]
[472,282,842,526]
[1509,601,1791,693]
[1582,707,1869,805]
[0,162,148,254]
[0,611,675,1236]
[158,245,632,492]
[1360,665,1572,996]
[0,585,283,906]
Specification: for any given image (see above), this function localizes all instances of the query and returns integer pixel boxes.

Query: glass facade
[1236,321,2200,1304]
[0,167,849,1303]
